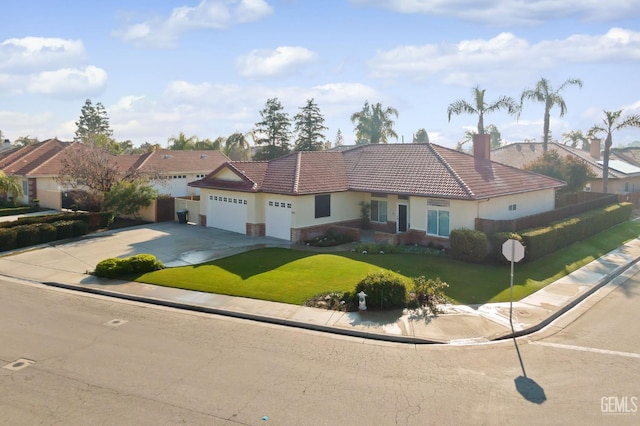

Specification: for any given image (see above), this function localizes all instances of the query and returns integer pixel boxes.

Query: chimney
[2,139,10,149]
[590,138,601,160]
[473,133,491,161]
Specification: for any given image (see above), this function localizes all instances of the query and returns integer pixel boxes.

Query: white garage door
[266,199,292,240]
[206,194,247,235]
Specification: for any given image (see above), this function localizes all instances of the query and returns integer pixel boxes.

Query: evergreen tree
[413,128,429,143]
[293,98,327,151]
[75,99,113,142]
[253,97,291,160]
[334,129,344,147]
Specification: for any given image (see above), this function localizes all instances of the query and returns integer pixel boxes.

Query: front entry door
[397,204,408,232]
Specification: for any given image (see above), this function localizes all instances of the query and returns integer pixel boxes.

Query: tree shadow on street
[513,337,547,404]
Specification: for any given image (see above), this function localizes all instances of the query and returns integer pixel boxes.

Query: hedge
[449,228,488,263]
[0,219,89,252]
[520,202,632,261]
[0,228,17,251]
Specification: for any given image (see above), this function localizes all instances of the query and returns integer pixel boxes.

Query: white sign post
[502,239,525,331]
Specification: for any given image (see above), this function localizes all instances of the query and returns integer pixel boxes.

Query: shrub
[449,228,488,263]
[36,223,58,243]
[94,258,128,278]
[53,220,75,239]
[71,220,89,237]
[354,270,409,310]
[407,276,449,315]
[101,212,115,228]
[304,229,353,247]
[490,232,524,264]
[128,254,165,273]
[0,228,17,251]
[15,225,40,248]
[353,242,400,254]
[94,254,164,278]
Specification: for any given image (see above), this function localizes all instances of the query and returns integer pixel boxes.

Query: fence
[475,192,619,234]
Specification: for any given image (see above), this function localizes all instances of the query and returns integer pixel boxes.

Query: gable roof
[192,143,564,200]
[0,140,230,177]
[125,149,229,174]
[491,142,640,179]
[0,138,71,175]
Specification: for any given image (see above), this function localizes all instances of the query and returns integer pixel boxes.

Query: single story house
[190,136,565,244]
[491,141,640,194]
[0,138,229,210]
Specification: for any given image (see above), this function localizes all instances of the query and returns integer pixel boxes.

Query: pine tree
[75,99,113,142]
[253,98,291,160]
[293,98,327,151]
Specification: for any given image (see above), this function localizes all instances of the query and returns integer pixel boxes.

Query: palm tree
[561,130,590,150]
[167,132,197,150]
[224,132,251,160]
[447,86,520,135]
[0,171,24,205]
[520,77,583,151]
[590,110,640,193]
[350,101,399,144]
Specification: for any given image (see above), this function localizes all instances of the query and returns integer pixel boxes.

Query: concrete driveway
[0,222,291,285]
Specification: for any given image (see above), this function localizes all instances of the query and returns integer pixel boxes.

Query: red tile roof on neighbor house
[192,143,565,200]
[0,140,230,177]
[0,138,71,175]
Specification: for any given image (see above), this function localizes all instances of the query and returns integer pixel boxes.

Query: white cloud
[104,80,380,144]
[114,0,273,48]
[369,28,640,85]
[235,46,317,77]
[0,37,106,98]
[27,66,107,97]
[0,37,85,73]
[351,0,640,25]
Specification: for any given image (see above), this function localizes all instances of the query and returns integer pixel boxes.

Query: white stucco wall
[477,189,556,220]
[33,177,61,209]
[152,173,207,197]
[292,191,364,228]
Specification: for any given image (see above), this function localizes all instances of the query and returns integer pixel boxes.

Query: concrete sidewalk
[1,222,639,344]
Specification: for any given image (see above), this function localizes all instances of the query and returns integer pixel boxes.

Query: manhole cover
[104,319,128,327]
[3,358,35,371]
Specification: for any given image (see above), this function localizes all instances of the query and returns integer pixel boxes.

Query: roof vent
[200,154,207,159]
[163,154,172,159]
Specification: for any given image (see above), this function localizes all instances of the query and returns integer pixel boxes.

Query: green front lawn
[134,220,640,305]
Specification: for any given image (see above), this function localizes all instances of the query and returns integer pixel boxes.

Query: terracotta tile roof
[262,151,348,194]
[127,149,229,174]
[190,161,269,192]
[491,142,627,179]
[193,143,564,199]
[0,138,71,175]
[343,144,473,198]
[433,145,565,198]
[1,141,230,177]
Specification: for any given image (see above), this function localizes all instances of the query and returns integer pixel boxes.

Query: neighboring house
[190,138,565,243]
[492,141,640,194]
[123,149,229,197]
[0,138,229,210]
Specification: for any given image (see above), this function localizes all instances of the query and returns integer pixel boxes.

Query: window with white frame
[426,199,450,237]
[370,199,388,223]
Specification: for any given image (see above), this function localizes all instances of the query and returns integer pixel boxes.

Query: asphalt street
[1,266,639,425]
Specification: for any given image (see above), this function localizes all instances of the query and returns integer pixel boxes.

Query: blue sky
[2,0,640,149]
